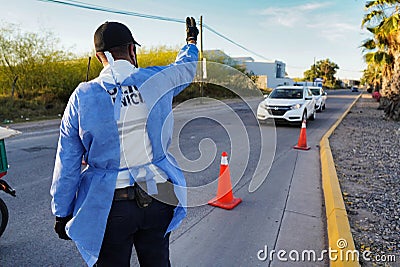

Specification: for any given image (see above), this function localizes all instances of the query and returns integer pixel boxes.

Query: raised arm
[126,17,199,97]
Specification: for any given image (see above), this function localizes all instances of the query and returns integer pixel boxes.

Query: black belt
[114,186,136,201]
[113,182,178,206]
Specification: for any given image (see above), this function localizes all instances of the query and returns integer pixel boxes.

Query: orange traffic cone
[208,152,242,210]
[294,120,310,150]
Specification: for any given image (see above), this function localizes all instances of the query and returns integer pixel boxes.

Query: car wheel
[302,111,307,122]
[310,110,316,121]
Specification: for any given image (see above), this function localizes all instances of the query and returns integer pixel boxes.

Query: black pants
[96,198,174,267]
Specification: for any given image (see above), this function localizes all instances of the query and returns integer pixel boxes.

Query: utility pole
[313,57,316,86]
[199,15,203,62]
[199,15,204,103]
[86,56,91,82]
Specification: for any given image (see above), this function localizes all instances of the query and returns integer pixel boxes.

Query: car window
[269,89,303,99]
[310,89,321,96]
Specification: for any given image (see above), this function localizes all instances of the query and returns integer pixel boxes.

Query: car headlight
[259,102,267,109]
[290,103,301,110]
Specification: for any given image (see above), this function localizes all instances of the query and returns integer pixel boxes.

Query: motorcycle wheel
[0,197,9,238]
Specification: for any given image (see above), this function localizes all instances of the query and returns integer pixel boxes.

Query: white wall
[243,61,293,89]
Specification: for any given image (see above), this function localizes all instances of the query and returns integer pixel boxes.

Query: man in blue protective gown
[51,18,199,266]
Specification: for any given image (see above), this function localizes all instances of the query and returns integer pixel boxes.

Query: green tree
[361,62,383,91]
[361,0,400,120]
[304,59,339,88]
[0,23,98,122]
[0,23,75,100]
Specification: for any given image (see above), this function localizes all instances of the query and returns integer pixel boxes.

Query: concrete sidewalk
[4,118,61,133]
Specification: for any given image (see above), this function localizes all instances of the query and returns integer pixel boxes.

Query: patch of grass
[0,96,65,124]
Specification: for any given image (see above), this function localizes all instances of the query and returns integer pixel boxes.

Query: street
[0,90,358,266]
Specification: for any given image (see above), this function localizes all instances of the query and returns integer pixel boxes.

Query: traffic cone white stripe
[221,156,228,166]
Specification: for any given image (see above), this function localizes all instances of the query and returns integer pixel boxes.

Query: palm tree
[362,61,383,91]
[362,0,400,120]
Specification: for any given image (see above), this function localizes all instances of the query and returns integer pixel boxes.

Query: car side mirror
[263,94,269,98]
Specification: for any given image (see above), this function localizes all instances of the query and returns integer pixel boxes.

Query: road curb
[319,93,362,267]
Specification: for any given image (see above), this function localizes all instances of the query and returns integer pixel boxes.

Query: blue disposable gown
[51,44,198,266]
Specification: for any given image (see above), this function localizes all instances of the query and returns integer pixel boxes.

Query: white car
[309,87,327,111]
[257,86,316,124]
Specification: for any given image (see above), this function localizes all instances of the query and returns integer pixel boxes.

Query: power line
[202,24,272,61]
[37,0,185,23]
[37,0,272,61]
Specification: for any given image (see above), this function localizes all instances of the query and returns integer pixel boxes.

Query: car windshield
[310,89,321,95]
[269,89,303,99]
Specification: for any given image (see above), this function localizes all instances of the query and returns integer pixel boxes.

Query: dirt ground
[330,94,400,266]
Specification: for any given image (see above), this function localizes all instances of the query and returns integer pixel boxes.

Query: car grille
[267,106,291,116]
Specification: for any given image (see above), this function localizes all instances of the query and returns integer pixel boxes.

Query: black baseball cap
[94,21,141,52]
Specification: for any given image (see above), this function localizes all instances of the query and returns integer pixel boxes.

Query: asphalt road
[0,90,358,266]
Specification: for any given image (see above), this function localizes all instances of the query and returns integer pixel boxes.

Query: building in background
[340,79,360,88]
[202,50,294,90]
[233,57,294,89]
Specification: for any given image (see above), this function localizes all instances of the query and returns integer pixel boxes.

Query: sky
[1,0,369,80]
